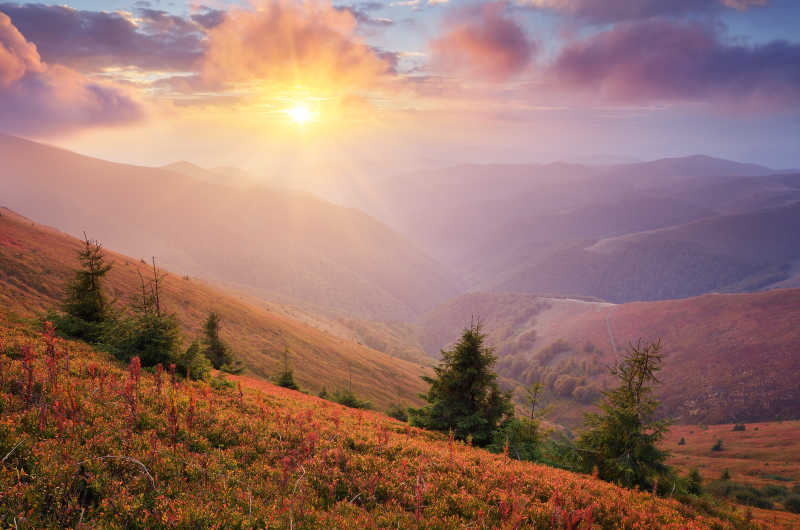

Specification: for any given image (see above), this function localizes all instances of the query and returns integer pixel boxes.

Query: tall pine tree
[409,323,513,447]
[577,339,670,489]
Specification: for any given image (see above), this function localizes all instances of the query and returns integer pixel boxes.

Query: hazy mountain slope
[162,161,257,188]
[413,290,800,426]
[338,155,783,289]
[0,208,430,409]
[0,134,460,320]
[495,201,800,301]
[604,154,773,181]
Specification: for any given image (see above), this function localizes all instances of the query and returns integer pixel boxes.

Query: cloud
[430,2,536,82]
[516,0,768,22]
[201,0,393,95]
[0,11,143,135]
[549,19,800,110]
[190,8,227,30]
[0,3,206,71]
[336,2,394,26]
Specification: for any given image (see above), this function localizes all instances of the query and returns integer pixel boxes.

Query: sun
[286,104,313,126]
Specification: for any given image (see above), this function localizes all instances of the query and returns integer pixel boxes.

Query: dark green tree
[576,339,670,489]
[489,382,546,461]
[386,404,409,422]
[273,349,299,390]
[104,311,182,366]
[101,258,181,366]
[203,312,242,373]
[331,389,372,409]
[175,341,212,381]
[61,234,113,340]
[409,323,513,447]
[687,468,703,495]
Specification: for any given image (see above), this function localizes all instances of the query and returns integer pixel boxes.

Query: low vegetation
[0,319,743,528]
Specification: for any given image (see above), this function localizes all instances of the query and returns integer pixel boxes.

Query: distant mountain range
[327,154,800,301]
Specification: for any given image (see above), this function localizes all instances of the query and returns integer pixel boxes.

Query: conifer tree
[203,312,242,373]
[101,257,181,366]
[62,234,112,340]
[577,339,670,489]
[274,348,299,390]
[409,323,513,447]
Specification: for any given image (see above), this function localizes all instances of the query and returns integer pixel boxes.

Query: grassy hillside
[411,290,800,426]
[0,134,460,321]
[0,208,429,410]
[0,319,746,528]
[663,421,800,525]
[664,421,800,490]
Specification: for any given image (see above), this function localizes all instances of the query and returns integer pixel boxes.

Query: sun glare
[287,104,313,126]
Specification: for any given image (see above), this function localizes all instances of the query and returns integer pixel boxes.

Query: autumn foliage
[0,319,741,528]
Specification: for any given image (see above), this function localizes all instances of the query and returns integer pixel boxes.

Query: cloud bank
[0,3,206,71]
[516,0,768,22]
[0,11,143,135]
[549,19,800,108]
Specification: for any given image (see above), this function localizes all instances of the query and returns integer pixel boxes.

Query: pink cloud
[431,2,536,82]
[0,10,41,85]
[0,11,143,135]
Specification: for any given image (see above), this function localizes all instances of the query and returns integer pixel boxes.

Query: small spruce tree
[62,234,112,340]
[274,349,299,390]
[687,468,703,495]
[176,341,212,381]
[409,323,513,447]
[102,258,181,366]
[576,339,670,489]
[203,312,242,373]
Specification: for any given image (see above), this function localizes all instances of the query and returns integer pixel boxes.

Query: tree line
[406,322,708,498]
[51,235,242,380]
[54,235,375,409]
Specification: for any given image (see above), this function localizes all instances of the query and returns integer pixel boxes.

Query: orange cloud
[201,0,392,97]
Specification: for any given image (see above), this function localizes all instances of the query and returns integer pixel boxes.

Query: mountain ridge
[0,133,461,320]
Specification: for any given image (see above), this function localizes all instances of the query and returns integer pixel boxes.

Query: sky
[0,0,799,176]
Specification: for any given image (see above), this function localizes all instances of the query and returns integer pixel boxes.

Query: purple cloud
[0,3,206,71]
[549,19,800,109]
[191,8,227,30]
[431,2,536,82]
[0,11,143,135]
[518,0,768,22]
